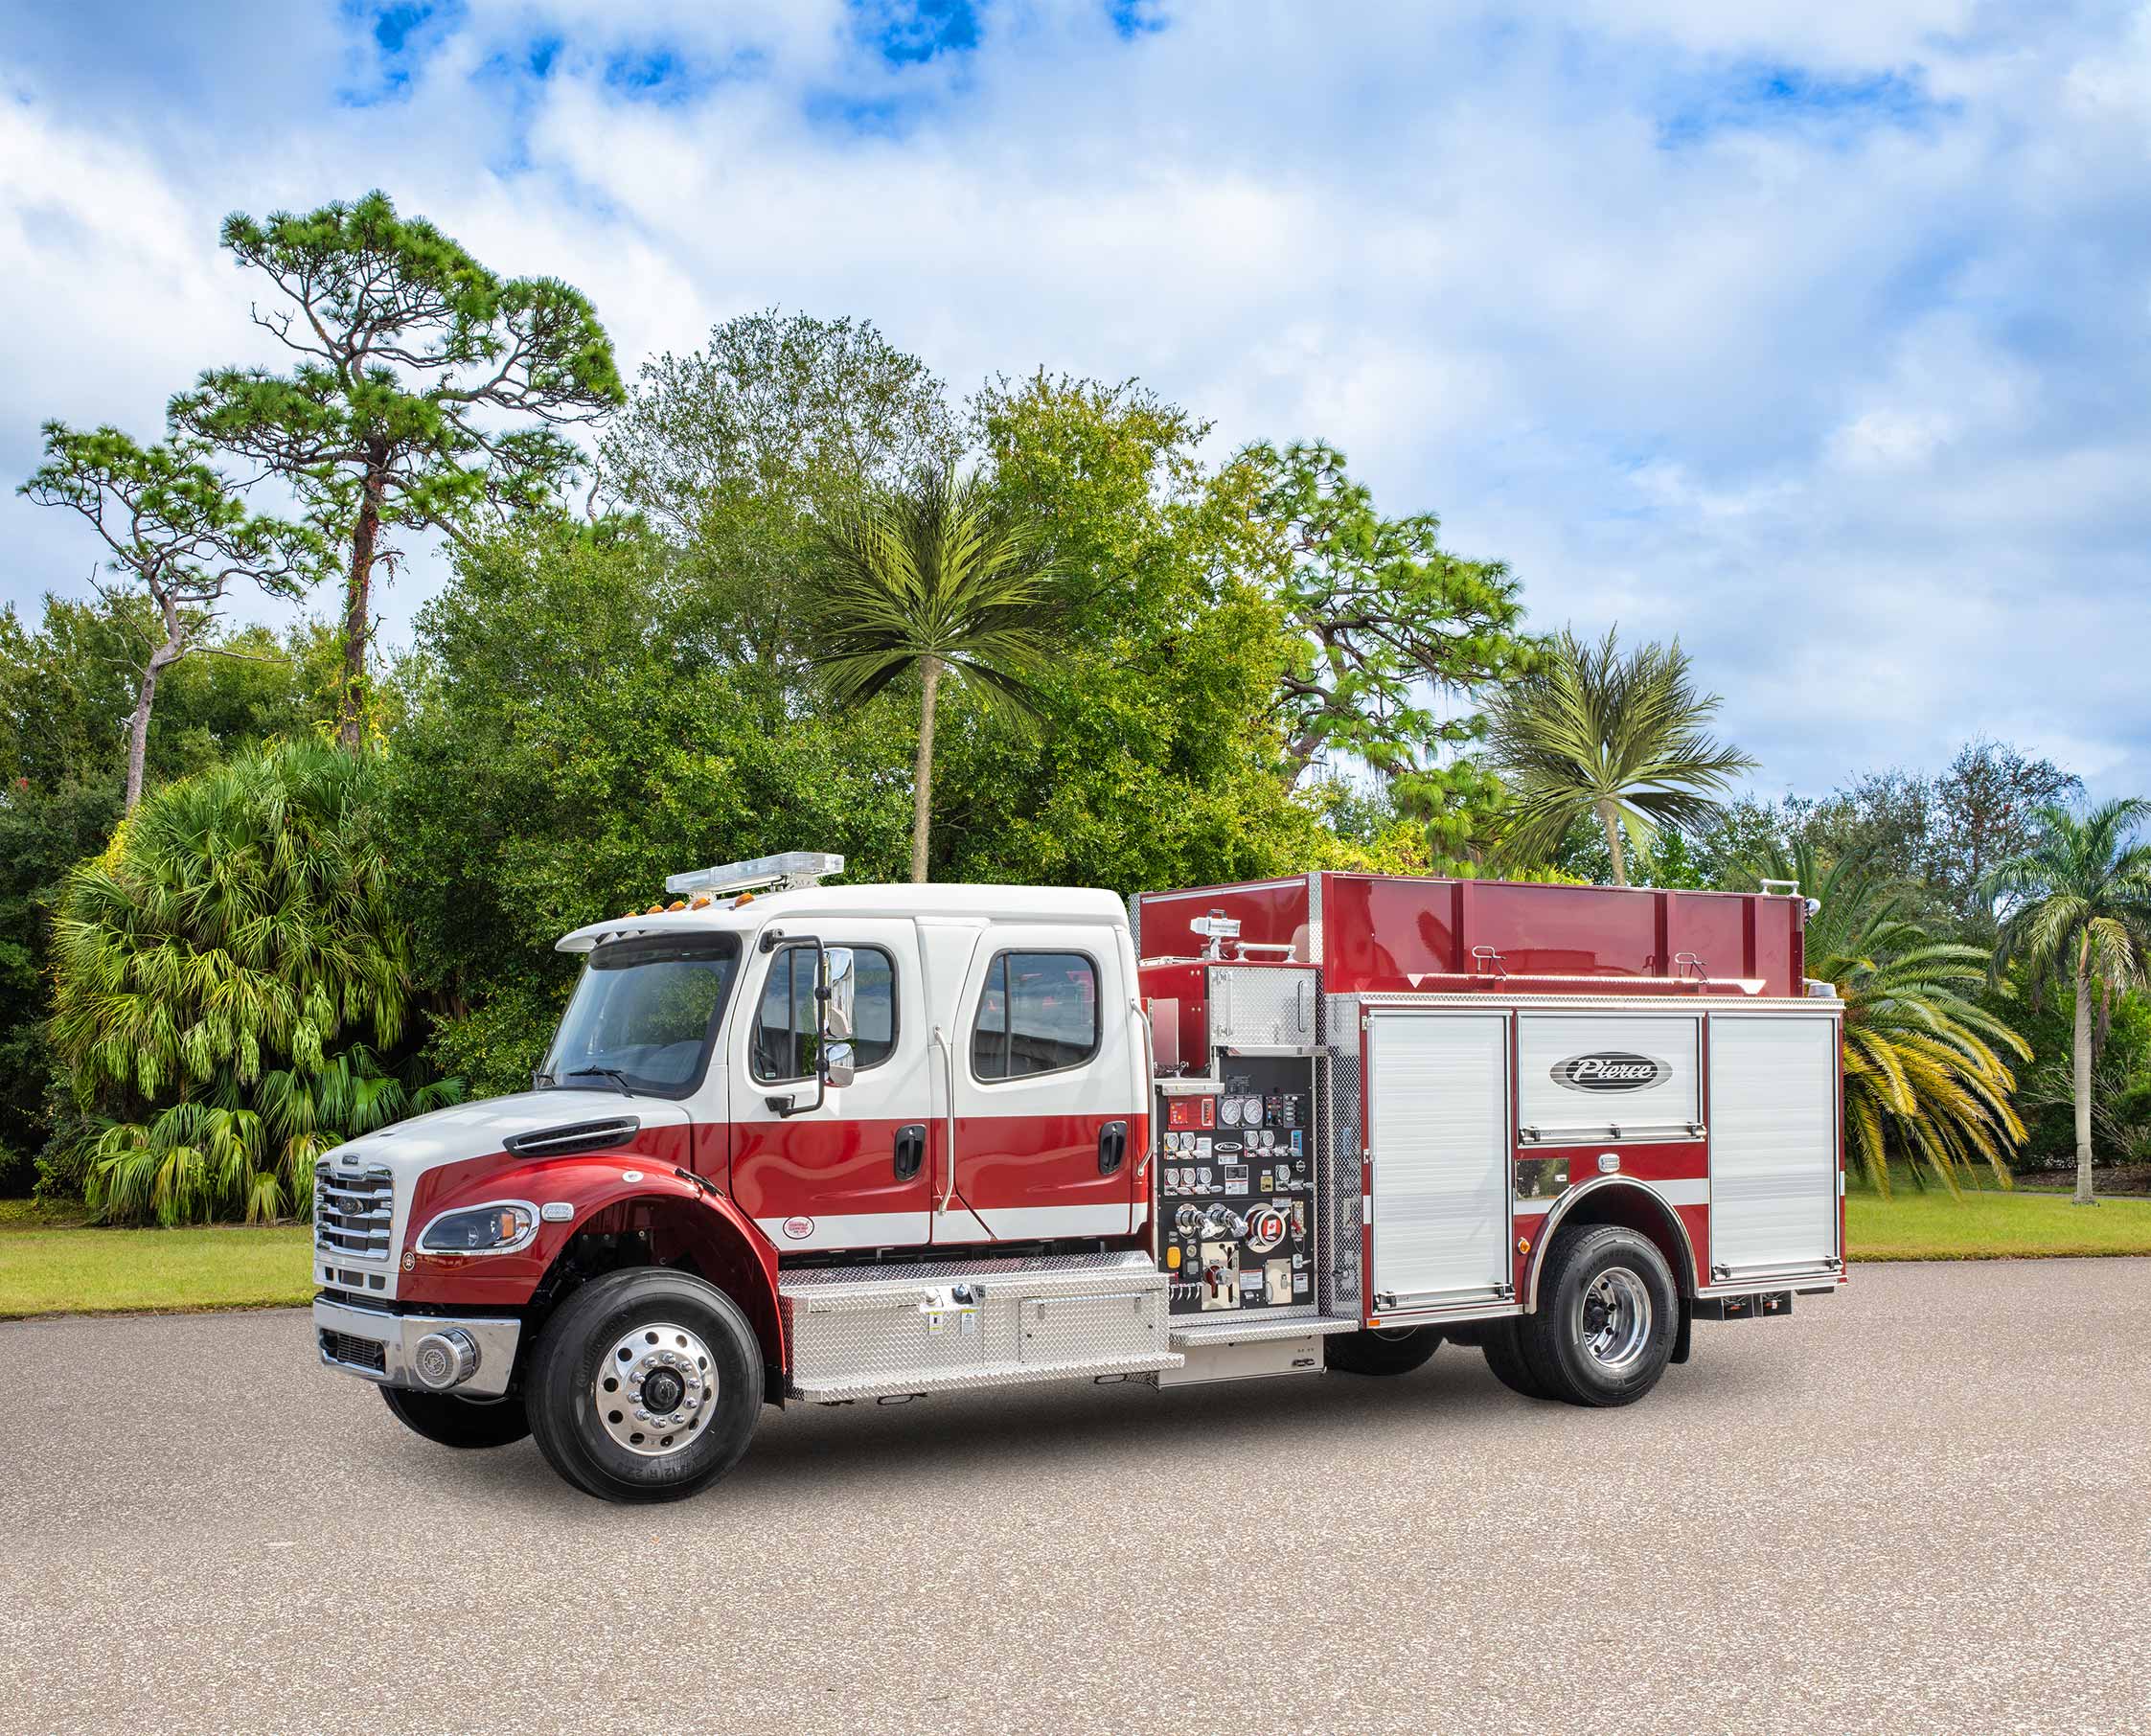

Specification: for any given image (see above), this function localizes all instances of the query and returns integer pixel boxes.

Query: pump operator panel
[1156,1057,1317,1317]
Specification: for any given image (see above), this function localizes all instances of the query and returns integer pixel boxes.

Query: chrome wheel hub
[593,1321,716,1457]
[1578,1268,1652,1373]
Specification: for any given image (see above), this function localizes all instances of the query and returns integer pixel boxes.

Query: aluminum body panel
[312,1295,523,1397]
[1706,1013,1842,1276]
[1515,1012,1703,1145]
[1157,1335,1324,1385]
[1363,1011,1513,1311]
[1205,964,1319,1051]
[779,1250,1175,1401]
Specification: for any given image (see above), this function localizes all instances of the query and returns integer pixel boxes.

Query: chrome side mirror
[820,946,857,1088]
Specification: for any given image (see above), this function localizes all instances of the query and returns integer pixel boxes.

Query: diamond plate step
[1169,1313,1362,1348]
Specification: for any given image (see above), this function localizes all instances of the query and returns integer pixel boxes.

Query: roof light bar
[664,851,845,899]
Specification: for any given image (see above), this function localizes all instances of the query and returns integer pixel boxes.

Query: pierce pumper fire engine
[312,851,1844,1503]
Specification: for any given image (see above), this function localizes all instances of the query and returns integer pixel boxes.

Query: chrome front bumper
[314,1295,523,1398]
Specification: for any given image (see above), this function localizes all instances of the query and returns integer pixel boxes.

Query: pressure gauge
[1241,1095,1265,1126]
[1219,1096,1243,1128]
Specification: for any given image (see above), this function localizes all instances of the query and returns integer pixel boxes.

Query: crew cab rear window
[972,952,1099,1080]
[751,946,897,1083]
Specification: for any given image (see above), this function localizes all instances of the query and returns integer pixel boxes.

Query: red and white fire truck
[312,851,1844,1503]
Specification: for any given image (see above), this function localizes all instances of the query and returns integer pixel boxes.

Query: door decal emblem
[1549,1052,1670,1092]
[781,1216,814,1241]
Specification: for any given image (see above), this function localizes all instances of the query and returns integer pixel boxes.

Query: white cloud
[0,0,2146,805]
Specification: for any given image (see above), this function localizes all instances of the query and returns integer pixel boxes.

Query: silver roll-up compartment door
[1363,1011,1513,1313]
[1706,1013,1842,1282]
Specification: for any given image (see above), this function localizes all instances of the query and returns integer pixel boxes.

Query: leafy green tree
[949,374,1380,890]
[1741,842,2027,1194]
[1485,626,1756,885]
[385,520,918,1095]
[2010,977,2151,1174]
[48,741,452,1222]
[1234,441,1536,865]
[0,780,118,1190]
[1,598,345,1190]
[19,424,318,809]
[171,190,625,748]
[809,467,1070,882]
[1986,800,2151,1204]
[599,310,957,702]
[1934,742,2082,931]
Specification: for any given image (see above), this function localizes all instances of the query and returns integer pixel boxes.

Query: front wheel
[1325,1325,1441,1377]
[527,1268,764,1504]
[1520,1225,1678,1407]
[379,1384,532,1450]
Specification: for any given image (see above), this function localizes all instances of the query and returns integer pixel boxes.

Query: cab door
[936,925,1138,1245]
[726,918,933,1254]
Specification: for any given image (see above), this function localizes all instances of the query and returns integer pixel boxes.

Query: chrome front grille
[315,1162,395,1262]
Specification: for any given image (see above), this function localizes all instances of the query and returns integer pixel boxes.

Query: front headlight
[417,1201,538,1255]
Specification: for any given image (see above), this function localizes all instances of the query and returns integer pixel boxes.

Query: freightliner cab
[312,852,1844,1503]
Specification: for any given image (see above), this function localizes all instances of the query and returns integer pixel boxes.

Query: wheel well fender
[533,1180,785,1377]
[1523,1178,1697,1311]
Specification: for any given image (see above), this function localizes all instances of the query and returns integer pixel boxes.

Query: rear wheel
[1520,1225,1678,1407]
[379,1385,531,1450]
[527,1268,763,1504]
[1324,1325,1441,1377]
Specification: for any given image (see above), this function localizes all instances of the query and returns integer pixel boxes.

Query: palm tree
[809,467,1067,881]
[49,741,459,1222]
[1741,841,2027,1195]
[1485,627,1755,885]
[1984,800,2151,1205]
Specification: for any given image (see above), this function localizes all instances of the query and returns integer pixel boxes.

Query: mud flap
[1670,1297,1693,1365]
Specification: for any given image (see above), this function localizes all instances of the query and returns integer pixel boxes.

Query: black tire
[527,1268,764,1504]
[1324,1325,1441,1377]
[380,1384,532,1450]
[1519,1224,1679,1408]
[1480,1319,1556,1399]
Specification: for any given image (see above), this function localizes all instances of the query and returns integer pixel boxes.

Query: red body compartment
[1136,872,1806,998]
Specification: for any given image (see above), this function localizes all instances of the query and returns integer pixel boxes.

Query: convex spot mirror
[820,946,857,1089]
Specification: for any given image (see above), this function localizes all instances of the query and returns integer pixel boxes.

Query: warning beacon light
[664,852,846,899]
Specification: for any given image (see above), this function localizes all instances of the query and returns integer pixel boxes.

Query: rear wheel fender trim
[1522,1176,1698,1312]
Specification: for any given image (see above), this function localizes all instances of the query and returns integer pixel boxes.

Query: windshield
[540,935,742,1098]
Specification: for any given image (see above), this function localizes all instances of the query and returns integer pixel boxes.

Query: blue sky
[3,0,2148,802]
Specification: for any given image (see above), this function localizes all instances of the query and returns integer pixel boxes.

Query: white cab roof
[556,881,1128,953]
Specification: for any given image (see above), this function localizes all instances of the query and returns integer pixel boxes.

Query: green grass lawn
[0,1214,313,1318]
[1846,1183,2151,1261]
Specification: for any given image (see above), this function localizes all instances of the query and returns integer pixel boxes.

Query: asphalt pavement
[3,1259,2147,1736]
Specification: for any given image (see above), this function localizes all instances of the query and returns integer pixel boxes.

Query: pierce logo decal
[781,1216,814,1241]
[1549,1052,1671,1093]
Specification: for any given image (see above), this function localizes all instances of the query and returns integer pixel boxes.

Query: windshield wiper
[561,1066,636,1097]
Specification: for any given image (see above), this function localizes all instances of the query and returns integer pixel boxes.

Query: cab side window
[972,951,1099,1081]
[752,946,897,1083]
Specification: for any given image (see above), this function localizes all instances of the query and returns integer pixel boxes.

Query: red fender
[399,1137,786,1371]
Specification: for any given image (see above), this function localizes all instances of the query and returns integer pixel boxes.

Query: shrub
[49,741,458,1222]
